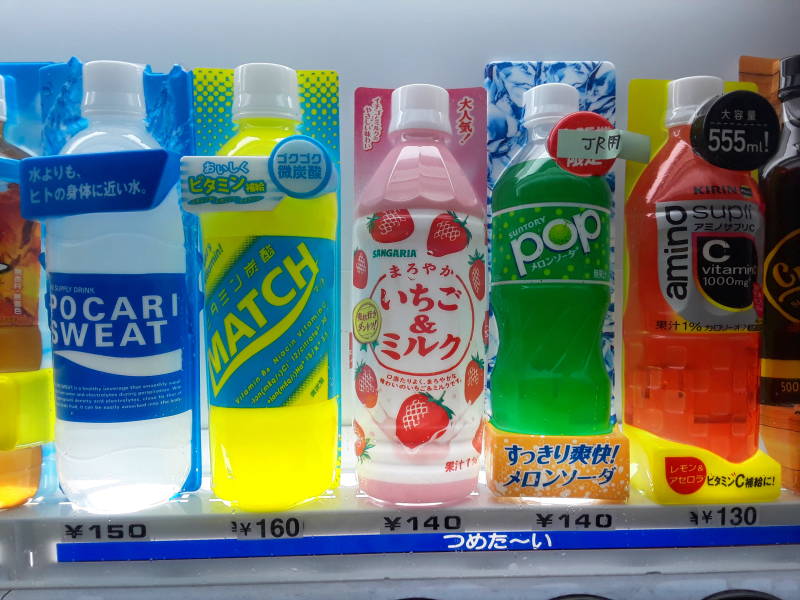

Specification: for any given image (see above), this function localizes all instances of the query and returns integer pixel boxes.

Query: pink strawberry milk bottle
[351,84,487,505]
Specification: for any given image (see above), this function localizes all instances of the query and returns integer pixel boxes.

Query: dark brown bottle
[759,54,800,493]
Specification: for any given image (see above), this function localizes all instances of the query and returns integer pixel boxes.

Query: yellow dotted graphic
[191,69,340,160]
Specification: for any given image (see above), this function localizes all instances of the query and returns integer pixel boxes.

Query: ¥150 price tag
[230,517,303,539]
[62,522,149,542]
[689,505,759,528]
[691,90,780,171]
[381,514,463,534]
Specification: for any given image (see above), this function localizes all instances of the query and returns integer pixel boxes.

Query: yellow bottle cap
[0,368,54,451]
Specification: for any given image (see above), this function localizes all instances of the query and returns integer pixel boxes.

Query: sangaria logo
[764,229,800,323]
[372,248,417,258]
[207,241,318,395]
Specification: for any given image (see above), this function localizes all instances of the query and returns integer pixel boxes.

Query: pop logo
[511,209,602,276]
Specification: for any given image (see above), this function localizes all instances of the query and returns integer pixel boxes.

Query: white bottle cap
[233,63,301,122]
[666,76,723,127]
[388,84,452,135]
[0,75,7,122]
[82,60,146,117]
[523,83,579,126]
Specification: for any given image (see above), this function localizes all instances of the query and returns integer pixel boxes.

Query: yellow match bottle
[201,64,338,511]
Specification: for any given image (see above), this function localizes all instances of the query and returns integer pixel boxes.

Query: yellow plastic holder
[0,368,55,451]
[485,422,630,502]
[626,424,781,504]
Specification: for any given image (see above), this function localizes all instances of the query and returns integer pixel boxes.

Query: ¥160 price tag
[230,517,303,539]
[688,505,759,528]
[381,514,463,534]
[61,522,149,542]
[691,90,780,171]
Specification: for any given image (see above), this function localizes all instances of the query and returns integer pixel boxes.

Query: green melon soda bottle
[490,82,613,436]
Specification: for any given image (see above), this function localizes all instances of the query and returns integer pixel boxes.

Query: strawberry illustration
[353,248,368,289]
[472,420,484,454]
[395,392,454,449]
[368,209,414,243]
[482,312,489,350]
[464,354,485,404]
[468,250,486,300]
[354,420,375,462]
[427,211,471,256]
[354,362,378,408]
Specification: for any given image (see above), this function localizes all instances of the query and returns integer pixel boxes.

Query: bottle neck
[666,123,692,142]
[388,128,451,145]
[83,110,147,128]
[524,116,561,142]
[234,116,299,135]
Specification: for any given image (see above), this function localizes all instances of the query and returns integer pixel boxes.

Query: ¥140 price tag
[531,511,615,530]
[689,505,759,528]
[62,522,149,542]
[381,514,463,534]
[230,517,303,539]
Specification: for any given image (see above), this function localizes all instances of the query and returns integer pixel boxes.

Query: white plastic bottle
[46,61,191,513]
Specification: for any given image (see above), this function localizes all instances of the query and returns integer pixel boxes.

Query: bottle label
[761,227,800,404]
[656,199,762,331]
[491,203,611,284]
[48,272,189,423]
[203,235,333,409]
[0,183,40,327]
[763,228,800,324]
[351,209,486,484]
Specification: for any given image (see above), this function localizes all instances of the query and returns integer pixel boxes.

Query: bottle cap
[778,54,800,101]
[82,60,146,117]
[388,84,451,134]
[0,75,7,122]
[666,76,723,127]
[233,63,301,122]
[523,83,579,126]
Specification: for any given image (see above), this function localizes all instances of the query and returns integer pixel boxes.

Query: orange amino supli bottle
[623,76,780,504]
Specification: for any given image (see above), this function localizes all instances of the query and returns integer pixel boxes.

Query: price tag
[229,517,304,539]
[688,505,759,528]
[61,521,150,543]
[531,511,615,530]
[380,514,463,534]
[690,90,780,171]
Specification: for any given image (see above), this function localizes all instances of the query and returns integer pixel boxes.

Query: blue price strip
[56,525,800,563]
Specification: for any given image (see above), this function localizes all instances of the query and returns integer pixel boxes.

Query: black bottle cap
[778,54,800,101]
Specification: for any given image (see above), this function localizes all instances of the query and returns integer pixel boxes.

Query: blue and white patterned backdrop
[484,60,617,420]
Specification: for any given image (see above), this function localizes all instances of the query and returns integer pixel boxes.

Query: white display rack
[1,429,799,599]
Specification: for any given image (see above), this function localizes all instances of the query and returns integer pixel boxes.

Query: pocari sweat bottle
[46,61,191,513]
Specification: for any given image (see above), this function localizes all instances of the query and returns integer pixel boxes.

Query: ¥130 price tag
[688,505,759,528]
[380,514,463,534]
[691,90,780,171]
[61,522,149,542]
[230,517,303,539]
